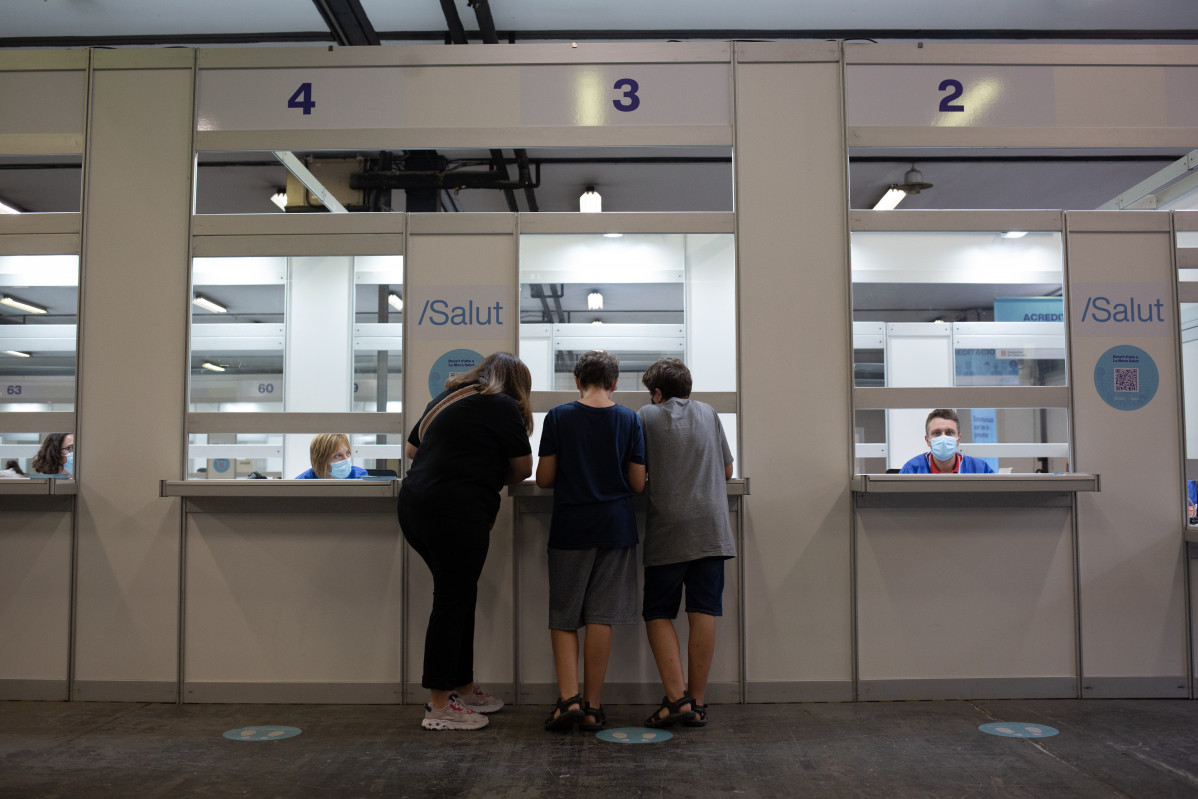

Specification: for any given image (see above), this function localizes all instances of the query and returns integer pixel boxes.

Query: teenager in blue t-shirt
[536,350,645,732]
[899,408,995,474]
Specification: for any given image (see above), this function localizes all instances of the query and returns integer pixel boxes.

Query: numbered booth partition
[502,212,745,703]
[1176,211,1198,695]
[849,210,1095,701]
[179,215,407,703]
[0,213,82,701]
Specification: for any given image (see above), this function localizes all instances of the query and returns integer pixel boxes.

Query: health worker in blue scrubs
[899,408,995,474]
[295,433,368,479]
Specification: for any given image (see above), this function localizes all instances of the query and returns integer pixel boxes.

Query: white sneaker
[421,695,489,731]
[457,684,504,714]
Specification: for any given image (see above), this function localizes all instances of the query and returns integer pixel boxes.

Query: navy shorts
[642,556,726,621]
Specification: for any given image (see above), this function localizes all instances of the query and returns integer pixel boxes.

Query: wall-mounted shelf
[160,479,400,498]
[852,473,1099,508]
[0,477,75,496]
[508,477,750,498]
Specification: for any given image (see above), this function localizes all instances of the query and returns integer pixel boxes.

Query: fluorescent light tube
[0,295,48,314]
[0,199,21,214]
[873,187,906,211]
[580,187,602,213]
[388,292,404,311]
[193,295,228,313]
[270,191,288,210]
[201,362,226,372]
[1001,231,1028,239]
[587,291,603,310]
[3,350,31,357]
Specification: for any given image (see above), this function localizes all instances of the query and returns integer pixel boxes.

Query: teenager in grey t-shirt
[637,397,736,567]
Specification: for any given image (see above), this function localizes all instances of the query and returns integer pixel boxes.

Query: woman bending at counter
[295,434,368,479]
[32,433,74,476]
[400,351,534,731]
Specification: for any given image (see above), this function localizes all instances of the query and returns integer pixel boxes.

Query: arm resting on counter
[535,453,556,488]
[509,454,533,484]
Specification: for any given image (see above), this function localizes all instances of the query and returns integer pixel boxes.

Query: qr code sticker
[1114,367,1139,393]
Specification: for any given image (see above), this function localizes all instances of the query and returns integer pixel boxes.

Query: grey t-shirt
[637,397,736,567]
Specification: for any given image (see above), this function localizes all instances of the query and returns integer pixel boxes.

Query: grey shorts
[547,546,640,630]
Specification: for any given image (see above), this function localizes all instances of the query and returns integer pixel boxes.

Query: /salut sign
[408,285,510,341]
[1070,283,1171,338]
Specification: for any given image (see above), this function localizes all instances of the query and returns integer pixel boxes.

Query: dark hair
[3,459,24,476]
[33,433,70,475]
[641,357,692,400]
[925,409,961,434]
[445,351,534,435]
[573,350,619,391]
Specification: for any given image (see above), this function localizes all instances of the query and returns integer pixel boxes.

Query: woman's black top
[403,387,531,520]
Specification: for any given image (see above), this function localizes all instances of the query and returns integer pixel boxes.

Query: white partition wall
[734,42,854,701]
[73,50,195,701]
[1068,212,1188,697]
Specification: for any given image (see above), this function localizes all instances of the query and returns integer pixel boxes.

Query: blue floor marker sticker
[596,727,673,744]
[223,726,302,741]
[979,722,1058,738]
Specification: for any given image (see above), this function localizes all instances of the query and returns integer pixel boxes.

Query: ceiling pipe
[310,0,380,46]
[439,0,469,44]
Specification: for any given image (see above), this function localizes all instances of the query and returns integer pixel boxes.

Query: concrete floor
[2,698,1198,797]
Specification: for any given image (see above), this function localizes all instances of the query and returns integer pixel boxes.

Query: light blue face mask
[929,434,958,462]
[329,458,353,479]
[64,452,74,475]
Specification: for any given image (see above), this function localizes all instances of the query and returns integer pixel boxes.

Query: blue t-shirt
[539,401,645,549]
[295,465,370,479]
[899,453,995,474]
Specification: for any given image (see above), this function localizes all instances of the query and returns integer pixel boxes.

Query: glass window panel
[851,231,1065,388]
[0,254,79,413]
[353,255,403,413]
[0,155,82,213]
[855,407,1070,474]
[190,257,286,411]
[519,233,735,392]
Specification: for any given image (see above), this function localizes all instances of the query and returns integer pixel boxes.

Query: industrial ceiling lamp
[388,292,404,311]
[0,198,21,214]
[587,290,603,310]
[580,186,602,213]
[873,163,934,210]
[270,190,288,211]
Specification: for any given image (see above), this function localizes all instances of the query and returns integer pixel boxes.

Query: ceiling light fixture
[873,187,907,211]
[3,350,31,358]
[192,295,228,314]
[1001,230,1028,239]
[201,362,226,372]
[591,319,603,325]
[603,232,623,238]
[587,290,603,310]
[0,295,48,314]
[388,292,404,311]
[0,198,21,214]
[580,186,602,213]
[270,190,288,211]
[874,164,934,211]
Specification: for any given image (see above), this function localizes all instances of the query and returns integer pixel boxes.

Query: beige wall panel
[856,508,1075,680]
[184,513,402,683]
[402,226,520,694]
[0,511,72,680]
[73,65,193,690]
[734,56,853,688]
[1068,223,1186,687]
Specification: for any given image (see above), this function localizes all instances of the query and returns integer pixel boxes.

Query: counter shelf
[0,477,75,510]
[507,477,750,498]
[851,473,1100,509]
[160,478,400,513]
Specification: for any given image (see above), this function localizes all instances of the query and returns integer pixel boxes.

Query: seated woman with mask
[295,433,368,479]
[32,433,74,476]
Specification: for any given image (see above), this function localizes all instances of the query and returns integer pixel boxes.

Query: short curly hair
[641,357,692,400]
[573,350,619,390]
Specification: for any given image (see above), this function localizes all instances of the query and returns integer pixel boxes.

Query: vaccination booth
[0,41,1195,704]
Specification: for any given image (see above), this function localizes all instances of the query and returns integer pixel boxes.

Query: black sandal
[684,703,708,727]
[544,694,584,731]
[644,693,696,728]
[580,704,606,732]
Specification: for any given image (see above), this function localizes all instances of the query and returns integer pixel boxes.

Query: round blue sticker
[978,722,1058,739]
[211,458,232,475]
[223,725,302,741]
[1093,345,1158,411]
[595,727,674,744]
[428,349,483,397]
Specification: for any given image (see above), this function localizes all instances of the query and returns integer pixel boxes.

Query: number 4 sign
[287,82,315,115]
